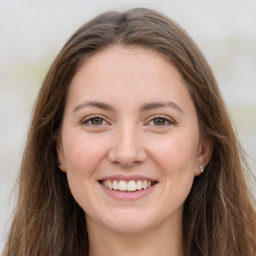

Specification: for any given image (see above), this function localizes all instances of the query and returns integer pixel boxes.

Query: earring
[199,165,204,173]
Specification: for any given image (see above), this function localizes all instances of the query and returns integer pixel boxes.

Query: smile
[98,176,158,200]
[100,180,157,192]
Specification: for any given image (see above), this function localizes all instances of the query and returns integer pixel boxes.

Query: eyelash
[81,115,109,126]
[146,115,175,127]
[81,115,175,127]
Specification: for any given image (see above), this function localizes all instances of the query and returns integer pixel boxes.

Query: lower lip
[100,183,157,201]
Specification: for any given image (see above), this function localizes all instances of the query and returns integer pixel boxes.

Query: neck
[87,216,184,256]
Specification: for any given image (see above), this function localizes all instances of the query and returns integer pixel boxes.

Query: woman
[3,8,256,256]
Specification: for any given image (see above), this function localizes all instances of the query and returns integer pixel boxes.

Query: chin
[98,208,160,234]
[107,219,152,234]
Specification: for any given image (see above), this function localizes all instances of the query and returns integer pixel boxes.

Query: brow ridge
[139,101,184,113]
[73,101,114,112]
[73,100,183,113]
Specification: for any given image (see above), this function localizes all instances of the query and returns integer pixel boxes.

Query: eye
[147,116,174,126]
[152,117,168,126]
[82,116,108,126]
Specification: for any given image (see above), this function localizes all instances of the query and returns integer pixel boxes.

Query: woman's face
[58,46,210,234]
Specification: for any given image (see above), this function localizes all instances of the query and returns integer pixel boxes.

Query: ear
[194,136,212,176]
[56,140,66,172]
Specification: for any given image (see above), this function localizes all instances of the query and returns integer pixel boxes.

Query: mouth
[99,179,158,192]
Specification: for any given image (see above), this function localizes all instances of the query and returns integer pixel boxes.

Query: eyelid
[81,114,110,126]
[145,115,176,126]
[80,114,175,127]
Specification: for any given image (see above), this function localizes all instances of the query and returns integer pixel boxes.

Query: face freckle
[57,46,211,235]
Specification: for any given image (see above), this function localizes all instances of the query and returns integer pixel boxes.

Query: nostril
[108,148,147,167]
[107,133,147,166]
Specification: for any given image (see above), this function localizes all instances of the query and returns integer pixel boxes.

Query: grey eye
[90,118,104,125]
[153,118,168,126]
[82,116,107,126]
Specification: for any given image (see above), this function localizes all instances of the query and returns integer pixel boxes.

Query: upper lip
[98,175,158,182]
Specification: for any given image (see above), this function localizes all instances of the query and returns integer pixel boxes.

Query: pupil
[92,118,102,125]
[154,118,165,125]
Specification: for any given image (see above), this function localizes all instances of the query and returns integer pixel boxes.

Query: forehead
[66,46,195,113]
[74,46,179,81]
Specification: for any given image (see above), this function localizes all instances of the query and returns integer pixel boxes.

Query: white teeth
[107,180,113,189]
[119,180,127,191]
[136,180,142,190]
[102,179,154,191]
[113,180,118,190]
[128,181,136,191]
[142,180,148,189]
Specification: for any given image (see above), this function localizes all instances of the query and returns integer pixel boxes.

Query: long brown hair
[3,8,256,256]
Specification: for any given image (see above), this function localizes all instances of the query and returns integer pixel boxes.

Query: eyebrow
[139,101,184,113]
[73,101,115,112]
[73,100,184,113]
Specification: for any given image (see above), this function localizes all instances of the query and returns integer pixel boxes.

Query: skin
[57,46,211,256]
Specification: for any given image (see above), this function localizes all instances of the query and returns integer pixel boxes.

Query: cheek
[61,134,106,207]
[62,131,106,175]
[149,132,199,177]
[62,132,108,209]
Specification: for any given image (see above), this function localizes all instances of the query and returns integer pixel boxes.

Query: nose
[108,125,147,167]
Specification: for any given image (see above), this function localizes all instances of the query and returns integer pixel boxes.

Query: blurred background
[0,0,255,251]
